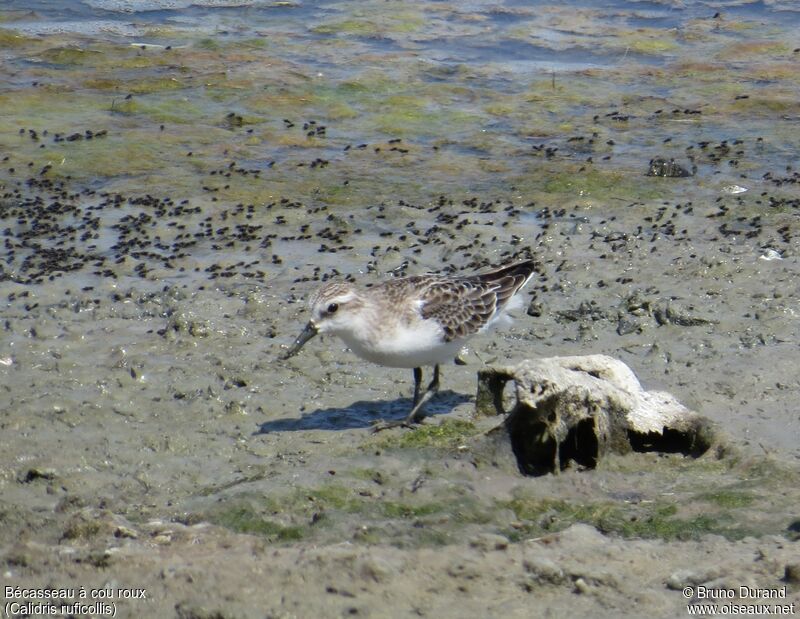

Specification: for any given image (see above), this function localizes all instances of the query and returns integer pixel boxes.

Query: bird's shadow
[255,390,472,433]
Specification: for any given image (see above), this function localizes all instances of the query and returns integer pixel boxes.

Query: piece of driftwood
[475,355,718,476]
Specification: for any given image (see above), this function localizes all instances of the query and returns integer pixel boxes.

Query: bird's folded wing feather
[419,280,500,341]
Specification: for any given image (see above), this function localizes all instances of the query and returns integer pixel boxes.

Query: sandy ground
[3,186,800,618]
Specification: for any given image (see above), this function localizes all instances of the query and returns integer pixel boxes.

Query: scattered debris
[646,158,692,177]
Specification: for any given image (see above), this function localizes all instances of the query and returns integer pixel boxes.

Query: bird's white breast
[331,312,462,368]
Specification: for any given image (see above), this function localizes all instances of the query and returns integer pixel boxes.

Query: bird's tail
[476,259,537,310]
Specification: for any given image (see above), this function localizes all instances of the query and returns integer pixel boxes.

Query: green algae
[38,46,105,66]
[375,105,481,138]
[615,30,679,56]
[323,101,360,121]
[311,12,426,37]
[306,483,363,513]
[194,473,500,547]
[605,507,752,542]
[380,500,445,520]
[0,28,29,48]
[82,77,124,91]
[0,12,24,24]
[312,19,382,36]
[244,89,316,117]
[0,91,107,126]
[110,96,206,124]
[695,488,755,509]
[717,40,794,61]
[38,135,180,181]
[347,467,389,484]
[206,503,303,541]
[373,419,479,450]
[626,37,678,55]
[84,75,190,95]
[195,38,221,51]
[734,456,800,487]
[228,37,269,50]
[300,482,442,521]
[125,77,189,95]
[61,513,105,541]
[729,96,800,117]
[34,43,173,71]
[541,167,663,201]
[502,494,758,542]
[502,450,800,543]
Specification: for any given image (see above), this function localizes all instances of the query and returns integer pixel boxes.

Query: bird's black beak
[280,321,318,360]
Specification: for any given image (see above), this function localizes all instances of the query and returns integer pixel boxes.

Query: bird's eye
[327,302,339,314]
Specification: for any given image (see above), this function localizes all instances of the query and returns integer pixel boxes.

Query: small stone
[526,301,543,317]
[759,249,783,261]
[175,602,227,619]
[468,533,509,552]
[446,558,482,580]
[224,401,246,415]
[617,315,642,336]
[666,570,698,590]
[187,320,210,337]
[357,556,396,584]
[646,157,691,177]
[573,577,591,594]
[5,545,33,567]
[722,184,748,194]
[522,556,565,585]
[785,563,800,584]
[114,525,138,539]
[666,568,723,590]
[20,467,58,483]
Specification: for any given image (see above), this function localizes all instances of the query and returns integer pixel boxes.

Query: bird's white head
[280,281,363,359]
[308,281,363,335]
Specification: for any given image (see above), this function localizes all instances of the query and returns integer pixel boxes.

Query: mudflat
[2,1,799,617]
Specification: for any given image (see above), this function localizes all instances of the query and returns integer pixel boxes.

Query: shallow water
[2,0,799,289]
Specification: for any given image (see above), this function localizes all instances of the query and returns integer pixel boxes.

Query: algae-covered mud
[2,1,800,617]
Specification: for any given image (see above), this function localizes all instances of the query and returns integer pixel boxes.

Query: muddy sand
[3,181,800,617]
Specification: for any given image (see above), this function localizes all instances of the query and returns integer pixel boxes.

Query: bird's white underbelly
[333,318,464,368]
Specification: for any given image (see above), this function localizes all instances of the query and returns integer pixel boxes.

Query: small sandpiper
[281,259,537,429]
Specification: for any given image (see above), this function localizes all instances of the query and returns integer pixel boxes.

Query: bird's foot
[370,417,425,433]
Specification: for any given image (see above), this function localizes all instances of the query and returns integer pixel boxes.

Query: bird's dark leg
[371,365,440,433]
[412,367,423,406]
[403,364,440,425]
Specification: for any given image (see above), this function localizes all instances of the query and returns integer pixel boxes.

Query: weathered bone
[475,355,719,476]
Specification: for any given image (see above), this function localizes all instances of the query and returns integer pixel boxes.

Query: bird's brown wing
[418,259,537,342]
[375,260,536,342]
[419,279,501,341]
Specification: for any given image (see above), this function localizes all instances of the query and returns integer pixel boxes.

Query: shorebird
[281,259,537,429]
